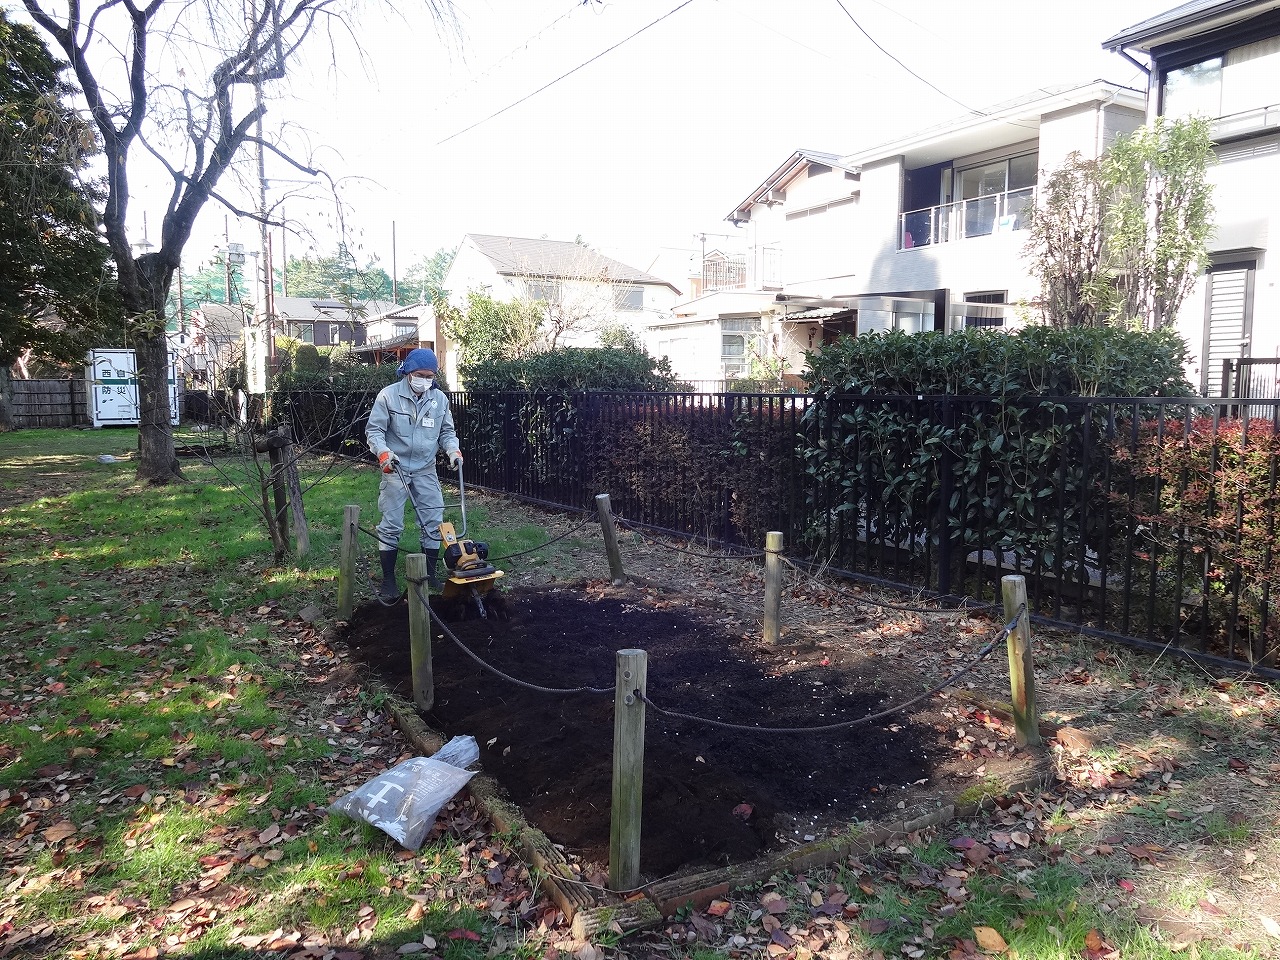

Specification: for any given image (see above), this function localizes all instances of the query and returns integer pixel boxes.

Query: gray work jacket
[365,379,459,473]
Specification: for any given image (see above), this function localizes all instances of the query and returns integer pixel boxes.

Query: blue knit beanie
[397,348,438,377]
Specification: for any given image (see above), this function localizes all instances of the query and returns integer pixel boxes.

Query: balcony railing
[700,247,783,291]
[702,256,747,291]
[899,186,1034,250]
[1212,102,1280,142]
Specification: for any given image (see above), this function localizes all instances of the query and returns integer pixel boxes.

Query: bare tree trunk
[132,256,184,483]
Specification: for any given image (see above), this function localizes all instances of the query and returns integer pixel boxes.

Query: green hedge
[462,346,679,392]
[804,326,1195,397]
[799,327,1196,590]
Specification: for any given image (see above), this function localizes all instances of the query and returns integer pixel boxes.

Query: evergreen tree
[0,11,120,429]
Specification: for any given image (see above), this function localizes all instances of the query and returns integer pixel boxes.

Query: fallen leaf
[43,821,77,843]
[761,892,790,914]
[963,843,992,865]
[972,925,1007,953]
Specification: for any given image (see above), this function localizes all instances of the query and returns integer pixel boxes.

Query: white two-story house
[715,81,1146,378]
[442,234,681,386]
[1105,0,1280,397]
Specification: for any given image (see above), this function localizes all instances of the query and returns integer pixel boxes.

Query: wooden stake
[407,553,434,711]
[763,531,784,644]
[1001,575,1040,747]
[595,493,626,585]
[338,505,358,620]
[609,649,647,892]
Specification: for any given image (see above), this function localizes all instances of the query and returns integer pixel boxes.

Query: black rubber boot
[425,547,441,589]
[378,550,400,603]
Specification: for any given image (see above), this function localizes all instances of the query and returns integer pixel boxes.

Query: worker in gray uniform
[365,348,463,603]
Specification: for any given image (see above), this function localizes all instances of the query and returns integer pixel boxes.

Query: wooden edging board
[387,698,1052,943]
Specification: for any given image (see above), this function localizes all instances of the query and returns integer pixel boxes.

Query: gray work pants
[376,469,444,550]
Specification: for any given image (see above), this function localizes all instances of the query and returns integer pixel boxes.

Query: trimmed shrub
[1115,415,1280,660]
[463,346,679,392]
[799,326,1195,590]
[803,326,1194,397]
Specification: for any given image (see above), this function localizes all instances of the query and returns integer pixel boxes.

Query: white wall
[766,94,1147,318]
[1036,102,1142,171]
[777,166,863,292]
[651,320,725,381]
[1173,132,1280,389]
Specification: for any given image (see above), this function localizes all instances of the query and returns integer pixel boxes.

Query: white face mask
[408,374,434,394]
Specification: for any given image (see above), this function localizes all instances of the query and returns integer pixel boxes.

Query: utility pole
[250,0,275,373]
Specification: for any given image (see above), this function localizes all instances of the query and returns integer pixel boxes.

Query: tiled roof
[466,234,676,290]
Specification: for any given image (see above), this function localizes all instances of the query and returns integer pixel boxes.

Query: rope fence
[611,513,1000,616]
[403,572,1022,733]
[408,578,613,696]
[637,605,1023,734]
[339,497,1044,892]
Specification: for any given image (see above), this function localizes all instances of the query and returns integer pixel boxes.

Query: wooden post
[338,505,359,620]
[407,553,434,711]
[1001,575,1040,747]
[762,531,784,644]
[595,493,627,586]
[609,649,647,892]
[254,431,291,550]
[280,425,311,560]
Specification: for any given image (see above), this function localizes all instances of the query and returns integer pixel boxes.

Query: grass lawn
[0,427,568,960]
[2,426,1278,960]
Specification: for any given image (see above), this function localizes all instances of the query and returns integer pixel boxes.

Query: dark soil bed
[340,580,1027,880]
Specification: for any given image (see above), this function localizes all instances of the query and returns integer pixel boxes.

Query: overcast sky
[129,0,1170,290]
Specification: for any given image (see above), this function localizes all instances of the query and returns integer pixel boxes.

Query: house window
[395,323,416,338]
[722,317,761,368]
[955,153,1037,237]
[526,280,560,303]
[1164,57,1223,118]
[298,323,314,344]
[615,285,643,311]
[1163,37,1280,121]
[329,324,342,344]
[960,291,1008,328]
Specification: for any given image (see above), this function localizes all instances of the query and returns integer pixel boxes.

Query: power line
[831,0,983,118]
[431,1,586,114]
[436,0,698,146]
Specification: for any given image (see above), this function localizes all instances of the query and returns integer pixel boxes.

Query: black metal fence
[443,391,1280,676]
[1221,357,1280,420]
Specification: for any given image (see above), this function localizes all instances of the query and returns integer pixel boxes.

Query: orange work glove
[378,451,398,474]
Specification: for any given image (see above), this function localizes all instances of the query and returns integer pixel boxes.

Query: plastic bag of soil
[328,736,479,850]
